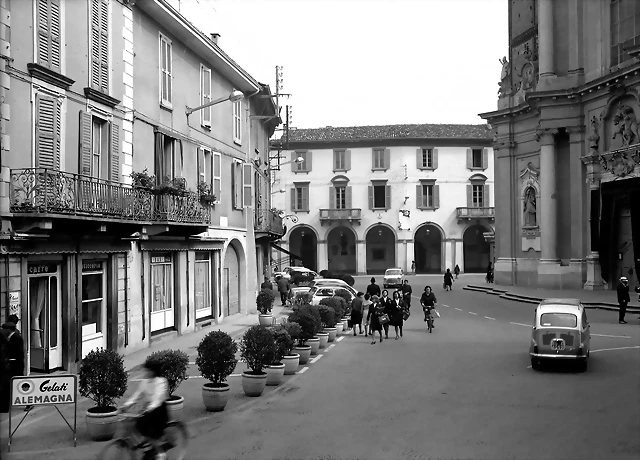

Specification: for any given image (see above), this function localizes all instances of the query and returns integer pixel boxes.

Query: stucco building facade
[480,0,640,290]
[270,124,495,275]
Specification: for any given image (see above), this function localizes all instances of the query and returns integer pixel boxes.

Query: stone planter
[266,364,286,386]
[324,327,337,342]
[258,314,273,326]
[242,371,268,397]
[292,346,311,364]
[166,394,184,421]
[308,337,320,355]
[282,353,300,374]
[336,322,344,334]
[317,332,329,349]
[86,406,119,441]
[341,318,349,331]
[201,383,230,412]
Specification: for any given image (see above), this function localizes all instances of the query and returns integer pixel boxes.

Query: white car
[274,266,319,281]
[308,279,357,296]
[308,286,356,306]
[383,268,405,289]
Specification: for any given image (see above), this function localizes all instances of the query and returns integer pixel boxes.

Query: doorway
[223,244,240,316]
[150,253,175,333]
[327,226,357,274]
[81,260,107,358]
[463,225,491,273]
[414,224,442,273]
[28,264,62,372]
[366,225,397,274]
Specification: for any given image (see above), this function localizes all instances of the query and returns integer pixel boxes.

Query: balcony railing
[319,208,362,225]
[255,209,284,237]
[10,168,211,225]
[456,207,495,220]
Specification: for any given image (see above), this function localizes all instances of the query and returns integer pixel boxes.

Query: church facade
[480,0,640,290]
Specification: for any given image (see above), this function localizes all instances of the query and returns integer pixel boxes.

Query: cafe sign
[151,254,171,264]
[11,375,76,406]
[27,263,58,275]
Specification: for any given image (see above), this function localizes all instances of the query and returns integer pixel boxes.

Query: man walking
[617,276,630,324]
[276,275,290,307]
[366,277,381,298]
[401,279,412,310]
[260,276,273,290]
[350,292,365,336]
[1,315,28,410]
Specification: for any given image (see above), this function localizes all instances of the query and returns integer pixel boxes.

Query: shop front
[149,252,176,334]
[194,250,221,322]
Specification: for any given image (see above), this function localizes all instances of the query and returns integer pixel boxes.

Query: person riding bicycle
[420,285,437,328]
[120,360,170,460]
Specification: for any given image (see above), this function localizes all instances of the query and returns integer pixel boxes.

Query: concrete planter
[341,318,349,331]
[166,395,184,421]
[202,383,230,412]
[282,353,300,374]
[242,372,267,397]
[292,346,311,364]
[86,406,119,441]
[335,322,344,334]
[307,337,320,355]
[317,332,329,349]
[324,327,337,342]
[258,314,273,326]
[266,364,286,386]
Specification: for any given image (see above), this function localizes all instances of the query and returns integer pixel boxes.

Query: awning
[270,243,301,261]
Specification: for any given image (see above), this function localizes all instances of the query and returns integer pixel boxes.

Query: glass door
[195,252,212,320]
[150,257,174,333]
[81,261,107,357]
[28,270,62,372]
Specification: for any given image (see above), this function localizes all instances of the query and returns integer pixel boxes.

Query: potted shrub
[145,349,189,420]
[198,181,216,203]
[196,330,238,412]
[319,299,339,342]
[240,326,277,397]
[294,291,313,306]
[78,348,128,441]
[256,289,275,326]
[317,305,334,348]
[295,304,322,355]
[267,327,293,386]
[130,168,156,190]
[280,321,302,374]
[156,176,188,197]
[287,307,316,364]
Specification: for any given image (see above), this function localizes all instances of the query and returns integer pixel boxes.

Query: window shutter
[483,184,490,207]
[37,0,50,67]
[483,148,489,170]
[90,0,101,90]
[346,186,352,208]
[434,185,440,209]
[290,188,296,211]
[432,149,439,169]
[467,184,472,208]
[50,0,61,72]
[109,122,120,182]
[306,151,312,171]
[385,184,391,210]
[345,150,351,170]
[302,186,309,211]
[371,150,375,169]
[243,163,252,207]
[201,67,212,127]
[368,185,374,210]
[196,147,203,183]
[329,187,336,209]
[291,151,296,172]
[35,94,60,170]
[212,152,221,203]
[416,184,423,208]
[384,148,391,169]
[98,0,108,92]
[416,148,422,169]
[231,163,236,208]
[466,149,472,169]
[333,151,338,170]
[79,111,92,176]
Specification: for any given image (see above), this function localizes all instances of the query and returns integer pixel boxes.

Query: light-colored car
[308,279,357,296]
[274,266,319,281]
[308,286,356,306]
[383,268,405,289]
[529,298,591,372]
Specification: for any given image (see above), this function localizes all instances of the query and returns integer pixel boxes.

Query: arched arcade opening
[365,224,396,274]
[288,226,318,272]
[463,224,492,273]
[414,224,443,273]
[327,226,356,274]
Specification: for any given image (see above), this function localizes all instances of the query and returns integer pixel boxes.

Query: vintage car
[274,266,319,282]
[308,279,357,296]
[308,285,356,306]
[529,298,591,372]
[383,268,405,289]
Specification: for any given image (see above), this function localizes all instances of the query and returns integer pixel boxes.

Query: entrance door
[150,254,175,333]
[28,268,62,372]
[81,260,107,357]
[223,246,240,316]
[616,206,635,280]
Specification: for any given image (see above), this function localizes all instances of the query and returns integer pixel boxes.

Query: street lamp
[271,188,286,195]
[185,90,244,116]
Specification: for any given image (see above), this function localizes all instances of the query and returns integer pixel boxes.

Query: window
[233,99,242,143]
[333,149,350,171]
[540,313,577,328]
[232,160,243,209]
[197,147,211,186]
[610,0,640,67]
[291,184,309,212]
[90,0,109,93]
[159,34,172,107]
[213,152,221,203]
[80,112,120,181]
[243,163,253,208]
[35,93,61,169]
[372,148,389,170]
[36,0,62,72]
[81,261,105,336]
[195,252,211,320]
[335,186,346,209]
[416,181,439,209]
[472,184,484,207]
[472,149,483,168]
[468,148,487,169]
[293,151,312,173]
[417,148,437,169]
[91,118,108,178]
[369,183,390,210]
[200,65,212,127]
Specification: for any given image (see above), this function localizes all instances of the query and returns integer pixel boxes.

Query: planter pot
[317,332,329,349]
[242,371,268,397]
[202,383,230,412]
[335,322,344,334]
[258,314,273,326]
[86,406,119,441]
[266,364,286,386]
[341,318,349,330]
[282,353,300,374]
[166,394,184,420]
[292,346,311,364]
[324,327,337,342]
[308,337,320,355]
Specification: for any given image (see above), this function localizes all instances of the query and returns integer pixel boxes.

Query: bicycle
[96,411,189,460]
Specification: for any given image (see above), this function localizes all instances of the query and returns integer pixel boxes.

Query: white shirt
[126,376,169,412]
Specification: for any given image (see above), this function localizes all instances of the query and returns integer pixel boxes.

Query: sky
[168,0,508,130]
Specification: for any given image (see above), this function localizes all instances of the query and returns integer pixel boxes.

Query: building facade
[480,0,640,290]
[270,124,495,275]
[0,0,281,374]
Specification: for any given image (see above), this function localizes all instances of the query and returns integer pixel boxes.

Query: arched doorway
[365,224,396,274]
[463,225,491,273]
[414,224,442,273]
[223,244,240,316]
[327,226,356,274]
[289,226,318,271]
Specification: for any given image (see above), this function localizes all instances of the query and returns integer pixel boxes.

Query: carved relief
[588,115,601,156]
[519,162,540,235]
[612,104,640,147]
[602,93,640,151]
[498,56,512,98]
[600,149,640,178]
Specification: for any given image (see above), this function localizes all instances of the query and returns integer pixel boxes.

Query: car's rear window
[540,313,577,328]
[386,270,402,275]
[316,288,333,297]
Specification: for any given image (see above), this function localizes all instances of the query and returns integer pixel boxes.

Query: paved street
[3,275,640,459]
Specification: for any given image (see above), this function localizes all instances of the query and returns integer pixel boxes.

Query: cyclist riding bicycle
[120,360,170,460]
[420,285,437,328]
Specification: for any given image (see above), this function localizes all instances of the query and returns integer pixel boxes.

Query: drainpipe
[185,249,190,328]
[139,243,146,342]
[123,252,129,347]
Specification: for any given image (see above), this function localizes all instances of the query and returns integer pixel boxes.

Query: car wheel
[531,357,540,370]
[577,360,588,373]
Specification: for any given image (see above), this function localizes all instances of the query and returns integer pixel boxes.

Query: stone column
[406,240,415,273]
[538,0,556,79]
[538,129,559,264]
[567,126,586,280]
[582,154,605,290]
[356,240,366,275]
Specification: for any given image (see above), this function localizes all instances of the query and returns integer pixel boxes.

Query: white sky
[169,0,508,129]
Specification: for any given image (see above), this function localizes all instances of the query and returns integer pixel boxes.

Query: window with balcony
[333,149,351,171]
[368,181,390,210]
[292,150,312,173]
[416,180,439,209]
[467,148,488,170]
[231,160,243,209]
[36,0,62,73]
[331,185,353,209]
[154,133,182,184]
[291,183,309,212]
[200,65,212,128]
[372,148,390,170]
[611,0,640,67]
[35,93,62,170]
[417,147,438,170]
[233,99,242,144]
[90,0,109,94]
[159,34,172,108]
[467,181,490,208]
[89,117,111,179]
[197,147,221,203]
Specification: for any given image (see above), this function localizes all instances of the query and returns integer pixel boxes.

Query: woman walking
[444,268,454,291]
[454,264,460,279]
[363,293,372,336]
[389,290,406,339]
[367,295,384,344]
[380,289,393,339]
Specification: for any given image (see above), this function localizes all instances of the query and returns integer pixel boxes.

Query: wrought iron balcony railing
[319,208,362,225]
[456,206,495,220]
[10,168,211,225]
[255,209,284,237]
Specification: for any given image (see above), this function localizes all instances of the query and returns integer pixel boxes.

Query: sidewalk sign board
[8,374,78,451]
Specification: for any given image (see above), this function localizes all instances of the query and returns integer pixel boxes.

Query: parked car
[274,266,319,282]
[287,285,313,303]
[308,286,356,306]
[383,268,405,289]
[308,279,357,296]
[529,298,591,372]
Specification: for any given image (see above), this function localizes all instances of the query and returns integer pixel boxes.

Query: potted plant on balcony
[257,288,275,326]
[240,326,277,397]
[280,320,302,374]
[78,348,128,441]
[266,327,293,386]
[144,349,189,420]
[196,330,238,412]
[156,176,188,197]
[130,168,156,190]
[270,207,284,216]
[198,181,216,203]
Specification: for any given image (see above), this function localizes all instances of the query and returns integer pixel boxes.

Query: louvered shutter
[90,0,101,89]
[291,151,296,172]
[483,148,489,170]
[467,184,473,207]
[110,122,120,182]
[345,150,351,170]
[231,163,236,208]
[213,152,221,203]
[306,151,312,172]
[201,67,212,127]
[434,185,440,209]
[333,151,338,170]
[79,111,92,176]
[196,147,203,184]
[466,149,472,169]
[302,186,309,211]
[368,185,374,210]
[329,188,336,209]
[416,148,422,169]
[37,0,50,67]
[416,184,423,208]
[483,185,490,207]
[50,0,61,72]
[384,148,391,169]
[432,149,439,169]
[35,94,60,169]
[99,0,109,92]
[385,185,391,210]
[346,186,352,209]
[290,188,296,211]
[243,163,252,207]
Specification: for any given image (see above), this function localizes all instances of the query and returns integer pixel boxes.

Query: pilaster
[567,125,586,263]
[317,240,328,273]
[538,0,557,86]
[121,4,134,185]
[537,128,559,264]
[0,0,9,217]
[356,240,366,275]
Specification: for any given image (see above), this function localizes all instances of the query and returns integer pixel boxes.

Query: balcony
[9,168,211,233]
[254,209,284,239]
[319,208,362,226]
[456,206,495,223]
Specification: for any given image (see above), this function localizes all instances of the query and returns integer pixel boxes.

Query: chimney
[210,33,220,46]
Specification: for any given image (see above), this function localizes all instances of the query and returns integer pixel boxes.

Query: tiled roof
[279,124,492,143]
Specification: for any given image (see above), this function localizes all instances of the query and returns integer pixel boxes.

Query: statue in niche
[340,233,348,255]
[498,57,512,98]
[523,187,537,227]
[612,104,640,147]
[588,115,600,155]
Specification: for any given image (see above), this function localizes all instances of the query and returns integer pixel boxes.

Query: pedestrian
[454,264,460,279]
[411,260,416,274]
[366,295,384,344]
[389,290,406,339]
[276,275,290,307]
[1,315,27,411]
[351,292,365,336]
[380,290,393,339]
[362,294,372,336]
[420,286,438,327]
[635,285,640,319]
[260,276,272,290]
[486,262,494,283]
[444,268,454,291]
[617,276,630,324]
[366,277,381,298]
[0,330,9,413]
[401,279,412,310]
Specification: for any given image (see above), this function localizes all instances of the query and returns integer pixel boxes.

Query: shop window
[195,252,212,320]
[81,260,105,337]
[150,253,175,332]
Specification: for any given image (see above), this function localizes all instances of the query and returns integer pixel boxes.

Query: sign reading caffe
[27,263,58,275]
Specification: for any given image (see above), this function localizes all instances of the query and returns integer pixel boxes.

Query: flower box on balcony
[200,194,216,203]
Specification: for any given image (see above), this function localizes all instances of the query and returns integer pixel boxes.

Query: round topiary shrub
[318,304,337,328]
[280,321,302,351]
[319,270,332,278]
[256,289,275,314]
[287,307,317,346]
[145,349,189,398]
[334,289,352,312]
[196,330,238,387]
[240,326,277,375]
[79,348,128,412]
[340,274,355,286]
[294,291,313,306]
[271,327,293,365]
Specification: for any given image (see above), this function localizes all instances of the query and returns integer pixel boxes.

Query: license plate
[551,339,565,351]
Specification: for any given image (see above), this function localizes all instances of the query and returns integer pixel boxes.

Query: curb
[464,284,640,313]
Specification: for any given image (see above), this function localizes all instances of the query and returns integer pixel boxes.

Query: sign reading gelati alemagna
[11,375,76,406]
